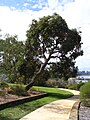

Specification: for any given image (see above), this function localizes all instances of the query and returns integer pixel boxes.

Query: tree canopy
[24,13,83,90]
[0,35,25,83]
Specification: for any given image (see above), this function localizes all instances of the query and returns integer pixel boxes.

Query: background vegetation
[0,13,83,90]
[80,81,90,107]
[66,82,85,90]
[0,86,73,120]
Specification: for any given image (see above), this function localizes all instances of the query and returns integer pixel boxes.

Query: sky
[0,0,90,71]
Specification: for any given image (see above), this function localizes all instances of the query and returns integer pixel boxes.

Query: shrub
[46,79,67,88]
[66,82,85,90]
[77,82,85,90]
[0,81,9,88]
[0,90,6,96]
[9,84,28,96]
[0,82,10,95]
[46,79,57,87]
[58,79,67,88]
[80,81,90,107]
[66,83,78,90]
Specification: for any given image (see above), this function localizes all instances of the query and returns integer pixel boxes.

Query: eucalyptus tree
[25,13,83,90]
[0,35,25,82]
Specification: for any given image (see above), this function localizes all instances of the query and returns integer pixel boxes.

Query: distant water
[77,75,90,79]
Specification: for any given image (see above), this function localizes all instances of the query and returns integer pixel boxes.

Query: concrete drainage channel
[69,101,80,120]
[0,93,48,110]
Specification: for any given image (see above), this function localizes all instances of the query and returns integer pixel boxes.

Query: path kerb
[20,88,80,120]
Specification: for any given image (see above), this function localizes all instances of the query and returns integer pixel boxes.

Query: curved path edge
[20,88,80,120]
[69,101,80,120]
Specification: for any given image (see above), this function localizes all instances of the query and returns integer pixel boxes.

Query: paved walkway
[20,88,80,120]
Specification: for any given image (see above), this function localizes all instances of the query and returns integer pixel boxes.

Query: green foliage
[0,82,9,95]
[0,81,9,88]
[66,83,78,90]
[0,82,28,96]
[0,13,83,90]
[0,86,73,120]
[32,86,73,99]
[46,79,58,87]
[0,90,6,96]
[18,59,41,84]
[0,35,25,83]
[26,13,83,63]
[34,70,50,86]
[8,84,28,96]
[77,82,85,90]
[49,61,79,80]
[45,79,67,88]
[80,81,90,107]
[25,13,83,90]
[66,82,84,90]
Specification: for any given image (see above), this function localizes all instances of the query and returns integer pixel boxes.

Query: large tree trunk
[25,71,41,91]
[25,53,52,91]
[25,64,45,91]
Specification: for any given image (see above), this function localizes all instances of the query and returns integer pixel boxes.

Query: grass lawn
[0,86,73,120]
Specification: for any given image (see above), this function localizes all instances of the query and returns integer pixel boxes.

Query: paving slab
[20,88,80,120]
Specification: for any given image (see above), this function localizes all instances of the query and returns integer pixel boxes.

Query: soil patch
[0,90,43,105]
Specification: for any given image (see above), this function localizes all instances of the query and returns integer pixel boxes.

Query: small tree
[24,13,83,91]
[0,35,25,83]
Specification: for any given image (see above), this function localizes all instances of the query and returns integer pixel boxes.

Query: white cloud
[0,6,33,40]
[23,3,30,7]
[32,4,43,9]
[62,0,90,27]
[47,0,59,9]
[0,0,90,70]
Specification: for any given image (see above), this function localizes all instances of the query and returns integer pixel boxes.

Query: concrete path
[20,88,80,120]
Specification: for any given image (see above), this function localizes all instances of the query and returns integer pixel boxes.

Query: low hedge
[9,84,28,96]
[66,82,84,90]
[0,81,9,88]
[80,81,90,107]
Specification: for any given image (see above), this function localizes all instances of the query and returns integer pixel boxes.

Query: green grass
[0,86,73,120]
